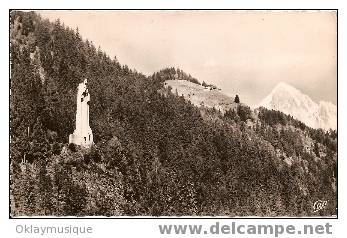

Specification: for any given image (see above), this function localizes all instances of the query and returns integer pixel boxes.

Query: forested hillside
[10,11,337,217]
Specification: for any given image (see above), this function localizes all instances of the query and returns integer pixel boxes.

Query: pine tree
[314,142,320,157]
[234,95,240,103]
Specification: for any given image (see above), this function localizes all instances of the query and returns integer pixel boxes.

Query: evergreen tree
[234,95,240,103]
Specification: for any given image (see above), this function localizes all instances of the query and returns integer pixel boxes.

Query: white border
[1,1,345,237]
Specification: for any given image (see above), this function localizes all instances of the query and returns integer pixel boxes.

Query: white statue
[69,79,93,147]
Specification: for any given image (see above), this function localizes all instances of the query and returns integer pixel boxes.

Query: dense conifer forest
[10,11,337,217]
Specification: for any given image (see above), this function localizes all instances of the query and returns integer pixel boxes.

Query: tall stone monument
[69,79,93,147]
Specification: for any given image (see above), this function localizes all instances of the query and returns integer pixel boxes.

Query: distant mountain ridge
[260,82,336,130]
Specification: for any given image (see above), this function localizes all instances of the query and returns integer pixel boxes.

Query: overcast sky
[39,10,337,106]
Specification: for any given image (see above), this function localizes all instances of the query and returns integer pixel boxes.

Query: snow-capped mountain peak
[260,82,336,130]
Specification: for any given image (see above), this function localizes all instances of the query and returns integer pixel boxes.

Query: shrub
[52,142,61,155]
[68,143,77,152]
